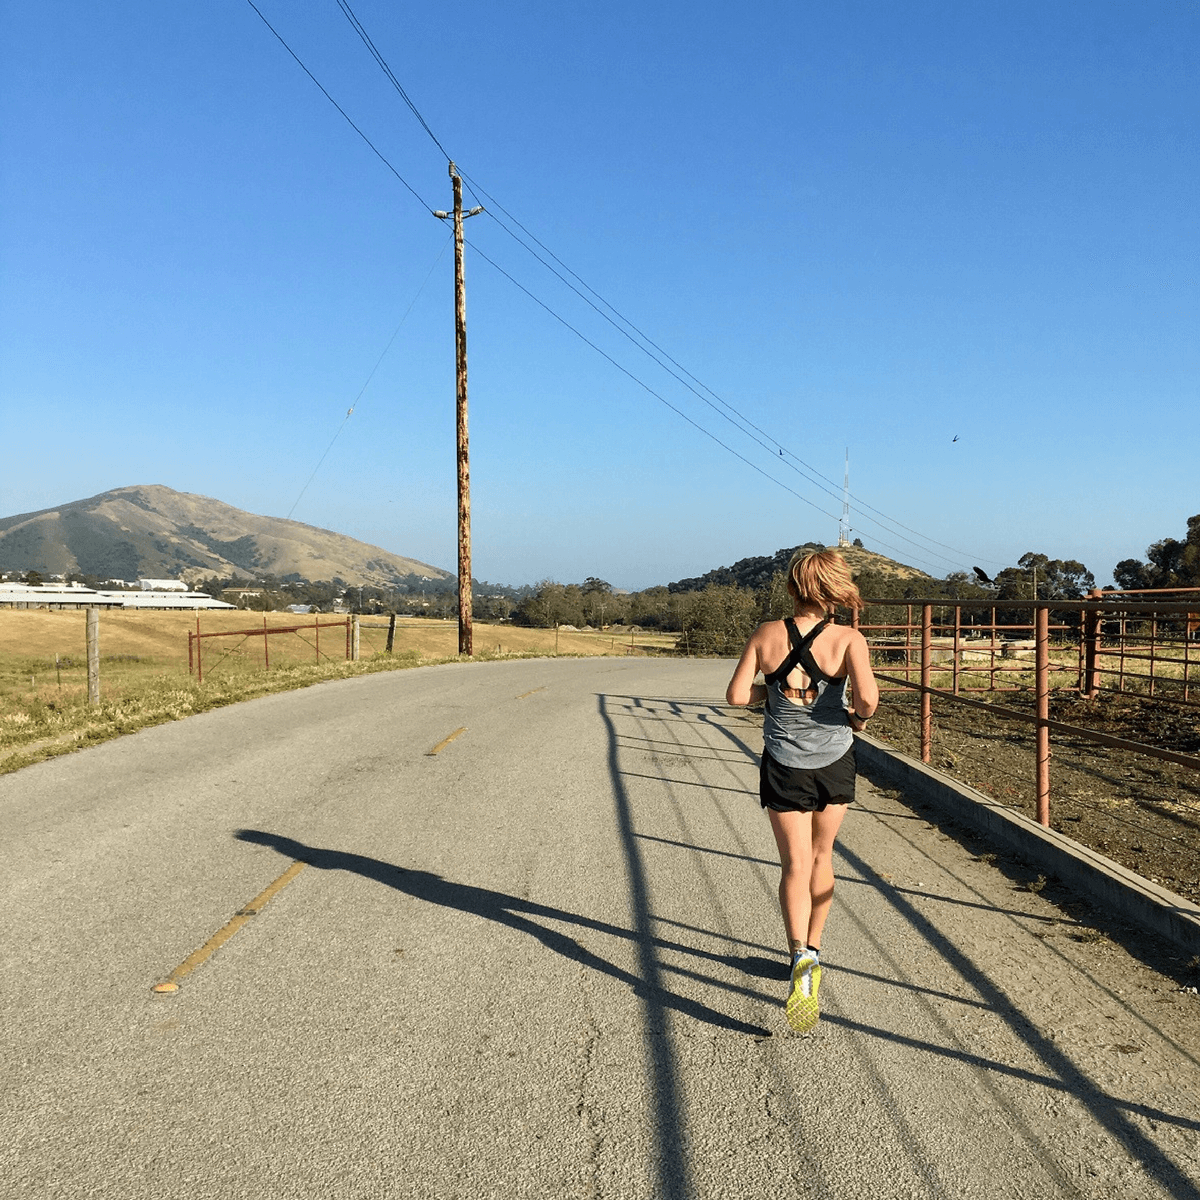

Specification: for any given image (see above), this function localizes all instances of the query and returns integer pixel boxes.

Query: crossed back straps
[763,616,834,691]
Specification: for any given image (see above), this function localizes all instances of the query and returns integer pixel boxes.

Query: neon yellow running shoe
[786,951,821,1033]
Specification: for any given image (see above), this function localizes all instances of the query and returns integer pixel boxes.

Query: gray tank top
[762,618,853,769]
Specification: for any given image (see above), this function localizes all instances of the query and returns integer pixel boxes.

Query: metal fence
[855,590,1200,827]
[188,615,357,682]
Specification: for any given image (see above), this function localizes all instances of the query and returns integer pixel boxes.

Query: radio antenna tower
[838,448,851,546]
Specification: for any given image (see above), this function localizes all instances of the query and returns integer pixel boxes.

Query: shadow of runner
[232,830,766,1041]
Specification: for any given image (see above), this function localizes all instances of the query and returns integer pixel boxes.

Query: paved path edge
[855,732,1200,956]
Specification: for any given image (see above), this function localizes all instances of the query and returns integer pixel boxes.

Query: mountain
[667,542,932,593]
[0,485,452,588]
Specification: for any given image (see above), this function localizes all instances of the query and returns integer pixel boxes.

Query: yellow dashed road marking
[152,860,307,993]
[427,726,467,755]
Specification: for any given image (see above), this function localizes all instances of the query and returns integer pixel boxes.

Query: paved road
[2,658,1199,1199]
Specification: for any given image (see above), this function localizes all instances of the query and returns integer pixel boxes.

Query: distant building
[0,584,125,609]
[139,578,189,592]
[0,583,234,610]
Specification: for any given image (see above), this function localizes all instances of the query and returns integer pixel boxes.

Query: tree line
[84,513,1193,657]
[1114,514,1200,591]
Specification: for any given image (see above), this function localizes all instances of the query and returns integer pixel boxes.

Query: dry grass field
[0,609,678,774]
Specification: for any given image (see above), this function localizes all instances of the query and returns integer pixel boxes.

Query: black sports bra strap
[764,616,832,686]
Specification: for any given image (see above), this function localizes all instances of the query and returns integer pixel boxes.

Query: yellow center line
[151,859,307,993]
[515,687,546,699]
[427,726,467,755]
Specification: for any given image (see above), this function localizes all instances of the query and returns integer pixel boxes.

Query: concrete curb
[855,732,1200,956]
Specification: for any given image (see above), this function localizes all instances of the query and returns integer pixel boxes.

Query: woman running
[725,548,878,1031]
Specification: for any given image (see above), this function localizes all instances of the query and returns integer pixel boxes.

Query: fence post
[86,607,100,705]
[1149,610,1158,697]
[188,630,194,676]
[345,616,351,661]
[315,618,320,662]
[920,604,932,763]
[1082,588,1102,699]
[263,613,270,670]
[906,604,914,685]
[1035,604,1051,826]
[386,612,396,653]
[953,604,961,696]
[352,615,360,662]
[196,616,203,684]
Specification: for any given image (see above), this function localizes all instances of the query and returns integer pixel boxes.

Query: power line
[245,8,846,533]
[334,0,452,162]
[462,169,1005,569]
[310,1,997,570]
[465,239,977,573]
[466,233,965,574]
[254,2,997,573]
[245,0,433,212]
[465,238,842,526]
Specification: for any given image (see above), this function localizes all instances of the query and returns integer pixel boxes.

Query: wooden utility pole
[86,607,100,705]
[435,163,485,655]
[452,164,472,655]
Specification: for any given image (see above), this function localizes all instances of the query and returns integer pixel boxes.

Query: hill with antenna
[667,542,932,593]
[0,485,451,588]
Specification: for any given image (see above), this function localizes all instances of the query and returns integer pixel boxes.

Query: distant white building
[139,578,189,592]
[0,583,234,610]
[0,584,125,609]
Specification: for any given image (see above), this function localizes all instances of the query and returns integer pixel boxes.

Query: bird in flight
[952,434,959,442]
[973,566,991,584]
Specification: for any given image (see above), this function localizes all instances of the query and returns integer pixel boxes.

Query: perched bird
[973,566,991,584]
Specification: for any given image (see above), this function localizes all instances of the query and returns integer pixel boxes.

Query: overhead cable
[245,0,433,211]
[319,1,998,570]
[254,1,992,573]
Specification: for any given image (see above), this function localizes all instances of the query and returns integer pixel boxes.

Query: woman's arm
[844,629,879,729]
[726,629,766,706]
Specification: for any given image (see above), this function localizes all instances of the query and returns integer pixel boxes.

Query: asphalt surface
[2,657,1199,1199]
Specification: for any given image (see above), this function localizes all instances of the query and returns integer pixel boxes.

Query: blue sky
[2,1,1196,589]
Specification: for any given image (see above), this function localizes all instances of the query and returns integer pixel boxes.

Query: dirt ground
[868,688,1200,906]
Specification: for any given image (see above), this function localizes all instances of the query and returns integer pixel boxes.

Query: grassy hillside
[668,542,932,593]
[0,485,452,588]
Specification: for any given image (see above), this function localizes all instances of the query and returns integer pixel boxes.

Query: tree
[629,586,685,630]
[1113,558,1151,590]
[676,584,758,656]
[759,571,792,621]
[993,553,1094,601]
[1111,515,1200,589]
[513,581,573,627]
[23,570,43,587]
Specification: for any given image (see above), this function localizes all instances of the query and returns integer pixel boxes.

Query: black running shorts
[759,743,857,813]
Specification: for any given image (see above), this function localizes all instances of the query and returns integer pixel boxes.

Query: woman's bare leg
[768,803,850,952]
[767,808,813,953]
[806,803,850,949]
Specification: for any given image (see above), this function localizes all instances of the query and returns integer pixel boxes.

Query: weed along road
[3,659,1199,1200]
